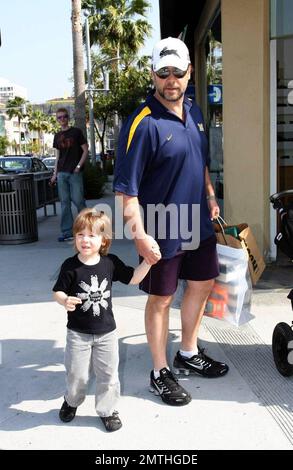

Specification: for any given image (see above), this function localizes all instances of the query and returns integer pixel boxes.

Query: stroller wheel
[272,322,293,377]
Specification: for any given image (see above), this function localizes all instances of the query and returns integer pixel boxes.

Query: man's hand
[135,235,161,265]
[50,173,57,185]
[207,197,220,220]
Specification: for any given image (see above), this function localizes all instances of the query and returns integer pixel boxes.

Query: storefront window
[205,15,223,213]
[271,0,293,38]
[276,37,293,193]
[271,0,293,194]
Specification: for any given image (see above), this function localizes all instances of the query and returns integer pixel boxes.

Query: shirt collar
[146,91,193,118]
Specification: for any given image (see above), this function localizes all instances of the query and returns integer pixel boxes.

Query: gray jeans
[64,328,120,417]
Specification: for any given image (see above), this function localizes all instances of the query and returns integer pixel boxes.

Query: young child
[53,208,160,432]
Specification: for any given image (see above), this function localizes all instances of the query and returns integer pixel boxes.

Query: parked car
[42,156,56,170]
[0,156,51,174]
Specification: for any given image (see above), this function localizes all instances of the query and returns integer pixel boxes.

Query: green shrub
[105,158,114,175]
[83,162,107,200]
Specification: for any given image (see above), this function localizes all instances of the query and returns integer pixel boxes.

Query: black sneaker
[173,349,229,378]
[100,411,122,432]
[59,399,77,422]
[149,367,191,406]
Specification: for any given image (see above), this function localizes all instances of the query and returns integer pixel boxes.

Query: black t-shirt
[53,254,134,334]
[53,127,87,173]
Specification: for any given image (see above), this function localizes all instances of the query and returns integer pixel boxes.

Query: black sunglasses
[155,67,188,79]
[57,114,68,120]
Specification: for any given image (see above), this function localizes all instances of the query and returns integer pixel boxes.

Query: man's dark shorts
[139,235,219,296]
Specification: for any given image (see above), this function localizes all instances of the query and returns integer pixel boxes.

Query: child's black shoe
[59,399,77,422]
[100,411,122,432]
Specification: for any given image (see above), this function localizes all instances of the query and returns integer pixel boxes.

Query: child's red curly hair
[73,208,112,255]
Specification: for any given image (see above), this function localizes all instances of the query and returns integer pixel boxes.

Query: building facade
[159,0,293,261]
[0,77,27,102]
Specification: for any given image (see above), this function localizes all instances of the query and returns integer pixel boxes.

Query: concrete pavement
[1,185,293,450]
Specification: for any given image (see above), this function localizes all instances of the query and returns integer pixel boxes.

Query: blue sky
[0,0,160,103]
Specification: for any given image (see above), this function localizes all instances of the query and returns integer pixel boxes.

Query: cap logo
[159,47,180,58]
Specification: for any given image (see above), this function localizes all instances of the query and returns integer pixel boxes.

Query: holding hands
[135,234,162,265]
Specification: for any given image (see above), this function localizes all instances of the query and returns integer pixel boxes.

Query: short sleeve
[108,254,134,284]
[113,110,153,196]
[52,260,74,293]
[76,128,87,145]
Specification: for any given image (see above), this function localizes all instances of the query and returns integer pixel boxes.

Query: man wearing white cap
[114,37,228,407]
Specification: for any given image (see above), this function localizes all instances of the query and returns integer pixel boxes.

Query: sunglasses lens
[155,68,187,79]
[173,68,186,78]
[156,69,170,79]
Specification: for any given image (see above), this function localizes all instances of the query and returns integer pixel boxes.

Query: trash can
[0,173,38,244]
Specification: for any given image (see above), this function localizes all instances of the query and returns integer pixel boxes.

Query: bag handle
[215,215,228,227]
[214,216,228,245]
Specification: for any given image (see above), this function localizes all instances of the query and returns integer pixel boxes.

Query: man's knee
[147,294,173,312]
[186,279,215,297]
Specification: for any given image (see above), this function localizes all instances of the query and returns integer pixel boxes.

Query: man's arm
[116,192,161,265]
[74,143,88,173]
[205,167,220,219]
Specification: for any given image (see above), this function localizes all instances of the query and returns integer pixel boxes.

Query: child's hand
[65,296,82,311]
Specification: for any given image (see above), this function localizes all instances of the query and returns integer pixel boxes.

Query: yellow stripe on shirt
[126,106,151,153]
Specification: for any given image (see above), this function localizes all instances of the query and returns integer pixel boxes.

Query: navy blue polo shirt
[113,92,214,258]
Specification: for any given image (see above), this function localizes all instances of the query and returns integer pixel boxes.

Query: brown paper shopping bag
[215,218,266,285]
[238,226,266,285]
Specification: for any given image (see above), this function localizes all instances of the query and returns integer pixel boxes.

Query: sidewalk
[0,186,293,450]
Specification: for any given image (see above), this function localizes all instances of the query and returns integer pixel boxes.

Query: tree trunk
[71,0,87,138]
[18,118,21,155]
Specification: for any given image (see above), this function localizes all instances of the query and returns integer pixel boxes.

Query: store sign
[208,85,222,104]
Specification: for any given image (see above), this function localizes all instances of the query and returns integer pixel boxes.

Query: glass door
[204,13,223,213]
[276,37,293,193]
[270,0,293,259]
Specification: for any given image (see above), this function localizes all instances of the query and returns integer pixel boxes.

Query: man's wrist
[76,164,81,169]
[206,194,216,201]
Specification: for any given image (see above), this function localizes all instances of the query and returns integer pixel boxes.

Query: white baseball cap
[152,37,191,72]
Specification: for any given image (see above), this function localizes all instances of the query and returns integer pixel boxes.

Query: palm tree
[82,0,151,157]
[27,109,51,154]
[6,96,26,154]
[0,135,9,155]
[84,0,152,60]
[72,0,87,138]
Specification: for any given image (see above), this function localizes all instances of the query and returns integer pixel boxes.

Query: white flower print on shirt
[77,276,111,316]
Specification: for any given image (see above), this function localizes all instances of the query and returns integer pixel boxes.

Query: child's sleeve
[108,254,134,284]
[52,261,74,294]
